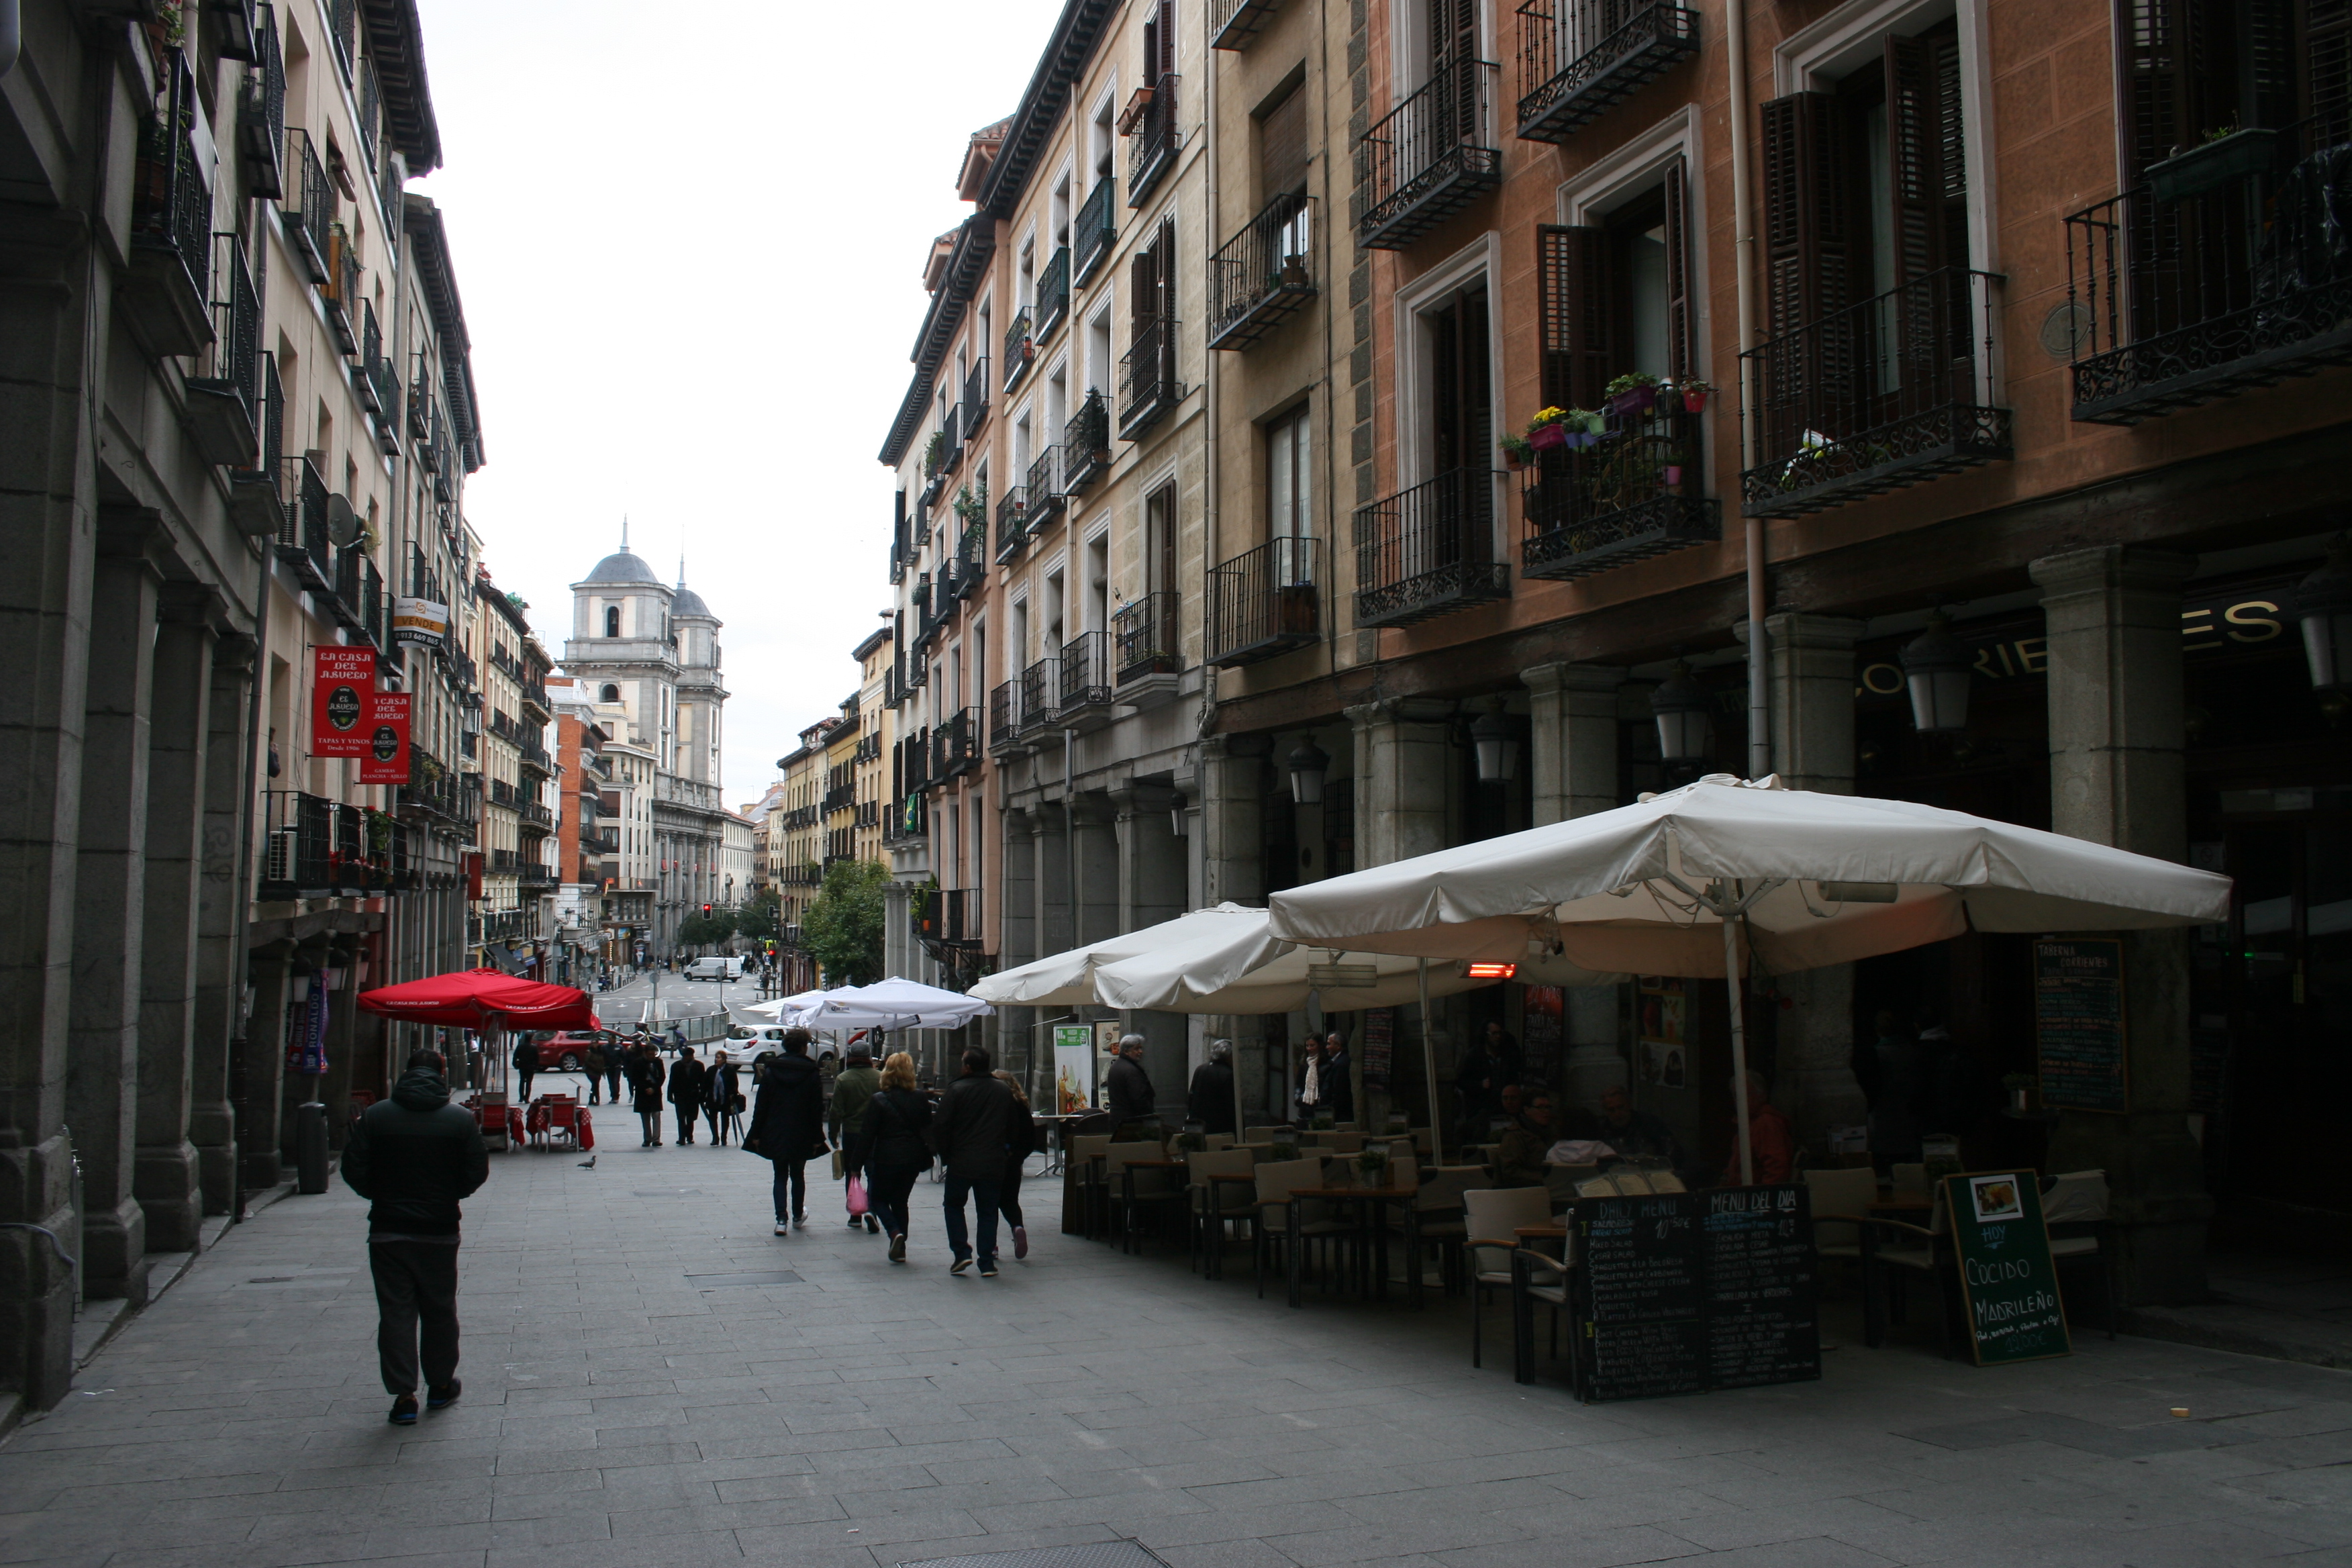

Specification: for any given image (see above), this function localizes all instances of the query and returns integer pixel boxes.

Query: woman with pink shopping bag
[846,1052,933,1263]
[827,1048,883,1234]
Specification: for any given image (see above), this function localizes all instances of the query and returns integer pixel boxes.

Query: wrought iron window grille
[1210,194,1317,350]
[1209,536,1320,667]
[1357,60,1501,250]
[1353,468,1512,628]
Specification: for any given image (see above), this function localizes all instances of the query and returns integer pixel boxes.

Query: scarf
[1302,1055,1321,1107]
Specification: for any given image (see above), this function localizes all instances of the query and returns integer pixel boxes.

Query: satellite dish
[326,494,362,548]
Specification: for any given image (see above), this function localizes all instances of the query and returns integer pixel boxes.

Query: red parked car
[527,1031,611,1072]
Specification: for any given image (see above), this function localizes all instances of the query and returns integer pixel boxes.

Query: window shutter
[1661,157,1693,381]
[2306,0,2352,142]
[1536,223,1613,410]
[1759,90,1850,336]
[2118,0,2210,187]
[1260,81,1310,199]
[1130,242,1158,335]
[1885,29,1969,287]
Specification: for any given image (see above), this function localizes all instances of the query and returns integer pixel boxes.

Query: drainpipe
[229,537,273,1222]
[1201,32,1221,748]
[1724,0,1769,783]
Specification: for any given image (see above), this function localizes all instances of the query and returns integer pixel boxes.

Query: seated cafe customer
[1719,1071,1794,1187]
[1597,1085,1690,1175]
[1491,1091,1559,1187]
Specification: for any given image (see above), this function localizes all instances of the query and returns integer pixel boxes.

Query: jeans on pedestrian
[369,1239,460,1396]
[997,1161,1024,1229]
[867,1163,920,1240]
[605,1067,624,1104]
[771,1158,808,1222]
[516,1071,534,1104]
[638,1110,660,1145]
[943,1175,1002,1265]
[703,1104,727,1144]
[674,1106,697,1142]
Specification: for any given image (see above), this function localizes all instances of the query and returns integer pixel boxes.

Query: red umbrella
[356,968,599,1030]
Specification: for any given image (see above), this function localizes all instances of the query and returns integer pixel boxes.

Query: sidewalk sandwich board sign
[1944,1170,2070,1365]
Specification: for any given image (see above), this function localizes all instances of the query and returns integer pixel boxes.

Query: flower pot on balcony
[1607,385,1657,416]
[1529,422,1569,452]
[2148,127,2279,203]
[1663,464,1683,490]
[1681,387,1710,413]
[1502,449,1527,472]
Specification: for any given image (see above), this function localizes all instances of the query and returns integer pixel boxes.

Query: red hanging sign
[311,646,377,758]
[358,691,411,784]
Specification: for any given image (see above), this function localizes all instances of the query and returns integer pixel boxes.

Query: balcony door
[1421,282,1492,571]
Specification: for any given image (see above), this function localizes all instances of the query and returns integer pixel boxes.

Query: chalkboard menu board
[1943,1172,2071,1365]
[1574,1185,1819,1402]
[2035,939,2128,1112]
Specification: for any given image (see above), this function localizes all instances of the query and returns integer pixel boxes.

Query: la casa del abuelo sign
[311,646,411,782]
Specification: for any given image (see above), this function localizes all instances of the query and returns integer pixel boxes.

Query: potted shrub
[1175,1129,1208,1155]
[1606,371,1661,416]
[1310,1112,1334,1132]
[1499,433,1534,471]
[1526,406,1572,452]
[1353,1144,1390,1184]
[1671,377,1712,414]
[2147,125,2279,203]
[2002,1073,2039,1114]
[1270,1139,1300,1162]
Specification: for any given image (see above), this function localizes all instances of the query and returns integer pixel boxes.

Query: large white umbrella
[797,975,994,1032]
[1267,773,2232,1181]
[969,903,1270,1007]
[734,987,830,1024]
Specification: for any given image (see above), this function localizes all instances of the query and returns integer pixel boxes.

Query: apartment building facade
[873,0,2352,1301]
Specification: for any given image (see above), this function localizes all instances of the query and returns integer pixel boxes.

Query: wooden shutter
[1259,80,1310,199]
[1131,238,1159,334]
[1661,157,1693,381]
[1759,90,1851,336]
[1536,224,1613,410]
[2118,0,2209,187]
[2304,0,2352,143]
[1155,217,1178,384]
[1431,0,1482,142]
[1885,28,1969,288]
[1146,0,1176,81]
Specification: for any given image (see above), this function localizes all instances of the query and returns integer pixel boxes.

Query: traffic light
[701,903,712,915]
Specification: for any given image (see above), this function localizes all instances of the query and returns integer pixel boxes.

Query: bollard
[295,1100,330,1193]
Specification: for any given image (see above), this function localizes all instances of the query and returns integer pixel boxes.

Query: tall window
[1537,160,1692,408]
[1424,283,1491,480]
[1267,402,1312,540]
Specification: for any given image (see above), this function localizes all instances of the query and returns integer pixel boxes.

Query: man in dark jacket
[1320,1032,1356,1124]
[744,1029,824,1234]
[1187,1040,1236,1134]
[342,1050,489,1426]
[930,1046,1018,1276]
[667,1046,707,1144]
[511,1036,537,1103]
[1104,1034,1155,1129]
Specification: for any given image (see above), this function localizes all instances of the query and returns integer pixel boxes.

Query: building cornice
[360,0,442,173]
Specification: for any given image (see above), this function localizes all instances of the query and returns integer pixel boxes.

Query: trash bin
[294,1100,330,1194]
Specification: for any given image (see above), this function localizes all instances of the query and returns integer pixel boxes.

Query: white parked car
[684,955,746,981]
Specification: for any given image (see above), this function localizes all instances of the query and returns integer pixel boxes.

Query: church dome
[581,549,660,585]
[672,584,715,619]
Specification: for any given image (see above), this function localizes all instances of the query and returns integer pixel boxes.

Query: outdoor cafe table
[1271,1184,1420,1310]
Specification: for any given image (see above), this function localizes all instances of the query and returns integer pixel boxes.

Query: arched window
[604,605,620,637]
[600,683,620,703]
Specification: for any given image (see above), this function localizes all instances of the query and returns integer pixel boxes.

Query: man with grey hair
[1105,1032,1157,1128]
[1187,1039,1237,1135]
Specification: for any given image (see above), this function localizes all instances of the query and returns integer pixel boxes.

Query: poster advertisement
[287,981,328,1074]
[1361,1008,1393,1089]
[390,597,450,648]
[311,646,377,757]
[1522,985,1563,1085]
[1052,1025,1095,1114]
[357,691,411,784]
[1637,976,1687,1089]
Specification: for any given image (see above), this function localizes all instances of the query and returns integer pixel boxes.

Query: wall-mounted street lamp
[1286,737,1330,805]
[1469,699,1518,784]
[1169,793,1187,837]
[1650,660,1712,766]
[2292,535,2352,691]
[1900,611,1973,734]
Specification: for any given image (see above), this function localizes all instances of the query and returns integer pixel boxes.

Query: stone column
[1071,792,1119,948]
[241,945,292,1190]
[1114,788,1187,1096]
[70,530,162,1301]
[1346,700,1451,868]
[1032,803,1071,959]
[1522,663,1628,1109]
[193,636,254,1214]
[133,594,213,1252]
[2030,546,2206,1306]
[1198,737,1269,1113]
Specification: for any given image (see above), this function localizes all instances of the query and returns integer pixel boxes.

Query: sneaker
[889,1233,907,1263]
[426,1379,461,1410]
[1013,1225,1029,1260]
[388,1395,419,1426]
[950,1257,972,1275]
[865,1214,881,1234]
[846,1215,862,1228]
[773,1220,789,1236]
[793,1212,807,1230]
[979,1261,999,1278]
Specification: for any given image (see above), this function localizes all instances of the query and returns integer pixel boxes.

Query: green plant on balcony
[1604,371,1661,415]
[924,430,948,478]
[954,481,989,529]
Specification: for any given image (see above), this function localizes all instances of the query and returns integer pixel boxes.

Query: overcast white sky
[409,0,1067,812]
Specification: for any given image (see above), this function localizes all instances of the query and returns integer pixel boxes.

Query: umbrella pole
[1724,914,1754,1186]
[1419,959,1442,1165]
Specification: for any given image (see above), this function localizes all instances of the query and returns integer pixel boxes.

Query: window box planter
[2147,128,2279,203]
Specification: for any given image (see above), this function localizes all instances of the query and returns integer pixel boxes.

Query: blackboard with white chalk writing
[1943,1171,2071,1365]
[1703,1186,1821,1389]
[2034,938,2128,1112]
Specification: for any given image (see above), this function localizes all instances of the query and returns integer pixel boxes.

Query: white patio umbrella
[1267,773,2232,1182]
[969,903,1271,1007]
[734,987,830,1024]
[797,975,995,1032]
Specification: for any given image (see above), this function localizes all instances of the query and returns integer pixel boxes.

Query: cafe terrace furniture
[1395,1165,1493,1295]
[1186,1148,1260,1277]
[2041,1169,2118,1338]
[1802,1165,1879,1267]
[1463,1186,1556,1368]
[1509,1228,1576,1386]
[1064,1132,1113,1236]
[1252,1157,1330,1306]
[1857,1190,1960,1357]
[1102,1141,1175,1254]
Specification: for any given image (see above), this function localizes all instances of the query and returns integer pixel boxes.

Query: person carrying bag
[742,1028,826,1235]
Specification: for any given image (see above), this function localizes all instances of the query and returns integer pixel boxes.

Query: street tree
[804,860,887,985]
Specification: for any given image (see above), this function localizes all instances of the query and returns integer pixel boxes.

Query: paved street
[583,970,771,1030]
[3,1142,2348,1568]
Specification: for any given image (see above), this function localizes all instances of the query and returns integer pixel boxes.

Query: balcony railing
[238,3,287,200]
[901,729,931,793]
[1210,194,1316,350]
[1210,536,1320,667]
[1037,246,1071,338]
[355,299,386,415]
[1003,306,1034,391]
[2063,118,2352,425]
[322,223,361,356]
[1521,399,1718,579]
[276,455,334,591]
[1027,444,1067,527]
[988,681,1030,754]
[1120,315,1183,438]
[1059,630,1113,716]
[995,485,1030,562]
[332,547,385,646]
[259,791,401,899]
[1065,393,1112,489]
[1738,266,2010,517]
[1114,592,1181,684]
[934,708,977,780]
[125,55,214,357]
[1074,178,1118,285]
[1358,60,1502,250]
[1128,74,1181,205]
[283,127,333,283]
[1353,468,1512,628]
[962,354,991,436]
[1211,0,1284,49]
[518,739,554,777]
[185,235,261,469]
[1018,657,1059,733]
[1514,1,1698,144]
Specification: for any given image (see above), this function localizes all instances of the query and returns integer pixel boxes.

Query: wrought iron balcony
[1353,468,1512,628]
[988,681,1034,756]
[1128,74,1181,206]
[900,728,931,793]
[1521,400,1718,579]
[1209,536,1320,667]
[906,642,929,691]
[1114,591,1181,684]
[1003,307,1034,392]
[1037,246,1071,338]
[953,523,987,599]
[934,708,978,780]
[1018,656,1059,733]
[520,801,555,832]
[1064,393,1112,489]
[258,789,333,899]
[275,455,334,591]
[322,224,361,356]
[1074,179,1118,285]
[283,127,333,283]
[1058,630,1114,719]
[238,2,286,200]
[1120,316,1183,439]
[355,299,387,415]
[1027,444,1067,527]
[229,352,287,534]
[1210,195,1316,350]
[1357,61,1501,250]
[962,354,991,437]
[124,56,215,357]
[185,236,261,468]
[2064,118,2352,425]
[1738,266,2010,517]
[1211,0,1284,48]
[995,485,1030,562]
[518,739,554,777]
[1514,1,1698,144]
[331,546,385,647]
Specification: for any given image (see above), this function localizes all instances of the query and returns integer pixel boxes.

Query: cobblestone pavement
[2,1138,2348,1568]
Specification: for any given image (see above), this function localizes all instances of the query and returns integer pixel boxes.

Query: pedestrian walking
[603,1034,627,1107]
[828,1048,883,1234]
[631,1042,665,1146]
[847,1050,932,1263]
[743,1027,826,1234]
[510,1036,537,1104]
[1105,1033,1155,1129]
[667,1045,707,1145]
[703,1050,740,1146]
[581,1038,606,1106]
[930,1046,1019,1277]
[1186,1040,1236,1135]
[991,1069,1038,1261]
[339,1048,489,1426]
[1320,1031,1356,1124]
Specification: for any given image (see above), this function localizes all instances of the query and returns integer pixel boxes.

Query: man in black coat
[744,1028,825,1234]
[510,1036,537,1104]
[667,1045,707,1144]
[342,1049,490,1426]
[1320,1032,1356,1124]
[930,1046,1018,1277]
[1187,1040,1236,1135]
[1104,1034,1156,1129]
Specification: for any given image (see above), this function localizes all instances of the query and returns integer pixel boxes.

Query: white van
[684,954,746,981]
